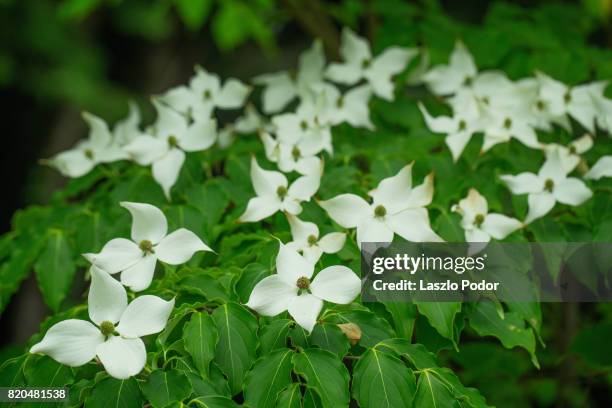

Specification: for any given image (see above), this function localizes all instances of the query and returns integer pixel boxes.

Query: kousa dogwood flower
[159,66,250,119]
[48,112,128,178]
[123,100,217,198]
[238,157,321,222]
[30,266,174,379]
[84,202,212,291]
[452,188,522,254]
[326,28,417,100]
[254,40,326,113]
[585,156,612,180]
[314,83,374,129]
[479,110,540,152]
[272,104,333,155]
[536,72,607,133]
[501,150,592,224]
[217,105,270,149]
[422,41,477,96]
[245,244,360,332]
[285,214,346,263]
[319,163,443,246]
[542,134,593,173]
[113,101,142,146]
[418,102,481,161]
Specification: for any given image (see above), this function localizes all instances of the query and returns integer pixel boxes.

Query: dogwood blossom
[239,157,321,222]
[501,150,592,224]
[49,112,127,178]
[254,40,325,113]
[123,100,217,198]
[585,156,612,180]
[113,101,142,146]
[479,110,540,152]
[246,244,360,332]
[314,83,374,129]
[319,163,443,246]
[30,266,174,379]
[452,188,522,254]
[285,214,346,263]
[84,202,212,291]
[272,102,333,155]
[542,134,592,173]
[422,41,477,96]
[326,28,417,100]
[159,66,250,119]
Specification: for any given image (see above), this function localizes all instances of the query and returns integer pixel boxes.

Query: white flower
[536,72,606,133]
[585,156,612,180]
[84,202,212,291]
[479,111,540,152]
[238,157,321,222]
[542,133,593,173]
[159,66,250,119]
[123,100,217,198]
[254,40,326,113]
[418,102,481,161]
[452,188,522,254]
[501,150,592,224]
[30,266,174,379]
[326,28,417,100]
[422,41,477,96]
[246,244,360,332]
[285,214,346,263]
[313,83,374,129]
[113,101,142,146]
[319,163,443,247]
[272,103,333,156]
[259,131,323,176]
[49,112,128,178]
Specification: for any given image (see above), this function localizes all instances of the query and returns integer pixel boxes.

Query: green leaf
[175,0,213,31]
[189,395,241,408]
[376,339,438,369]
[414,301,461,346]
[24,355,74,387]
[382,301,417,341]
[469,300,538,367]
[244,348,294,408]
[292,349,350,408]
[183,312,219,378]
[259,319,292,354]
[309,323,350,358]
[571,322,612,367]
[413,369,456,408]
[324,308,395,347]
[85,377,143,408]
[276,383,302,408]
[352,348,416,408]
[212,302,258,395]
[34,229,77,312]
[140,370,193,408]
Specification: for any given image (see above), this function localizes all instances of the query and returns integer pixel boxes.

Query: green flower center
[503,118,512,129]
[100,321,115,337]
[277,186,288,199]
[481,96,490,105]
[292,146,301,161]
[374,205,387,218]
[300,120,308,131]
[569,145,577,154]
[536,100,545,111]
[564,91,571,104]
[458,120,467,131]
[203,89,212,100]
[474,213,485,227]
[544,178,554,192]
[139,239,154,254]
[296,276,310,289]
[464,76,473,86]
[167,135,179,148]
[361,58,371,69]
[336,97,344,108]
[84,149,94,160]
[307,235,318,246]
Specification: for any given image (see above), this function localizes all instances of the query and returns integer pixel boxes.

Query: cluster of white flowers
[41,29,612,349]
[31,202,211,378]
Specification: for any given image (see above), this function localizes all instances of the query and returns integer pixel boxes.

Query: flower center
[544,178,555,192]
[307,235,318,246]
[569,145,577,154]
[481,96,490,105]
[458,120,467,131]
[139,239,154,254]
[84,149,94,160]
[296,276,310,289]
[292,146,301,161]
[203,89,212,100]
[277,186,288,199]
[536,100,545,111]
[464,76,473,86]
[100,321,115,337]
[374,205,387,218]
[474,213,485,227]
[336,97,344,108]
[167,135,179,148]
[300,120,308,131]
[503,118,512,129]
[361,58,371,69]
[563,91,571,104]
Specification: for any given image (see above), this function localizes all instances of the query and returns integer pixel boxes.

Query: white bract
[49,112,127,178]
[479,110,540,152]
[272,102,333,155]
[452,188,522,254]
[123,100,217,198]
[319,163,443,247]
[254,40,326,113]
[84,202,212,291]
[314,83,374,130]
[239,157,321,222]
[422,41,477,96]
[113,101,142,146]
[30,266,174,379]
[285,214,346,263]
[585,156,612,180]
[326,28,417,100]
[246,244,360,332]
[159,66,250,119]
[501,150,592,224]
[542,134,592,173]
